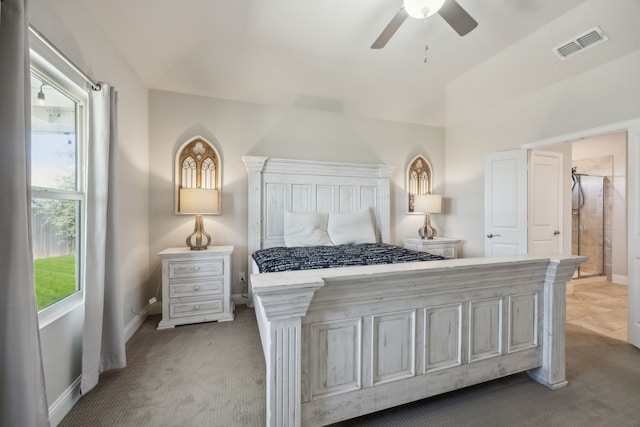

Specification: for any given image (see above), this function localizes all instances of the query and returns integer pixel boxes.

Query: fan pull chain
[422,18,429,63]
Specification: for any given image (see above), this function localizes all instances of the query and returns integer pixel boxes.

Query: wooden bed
[243,156,585,427]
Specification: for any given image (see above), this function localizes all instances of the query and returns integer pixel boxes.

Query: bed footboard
[252,255,584,427]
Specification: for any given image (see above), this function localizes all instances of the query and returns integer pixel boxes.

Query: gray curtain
[81,84,126,394]
[0,0,51,425]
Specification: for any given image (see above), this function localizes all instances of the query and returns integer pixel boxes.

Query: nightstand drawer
[169,278,223,298]
[426,247,455,258]
[404,238,461,259]
[170,298,223,318]
[169,259,224,278]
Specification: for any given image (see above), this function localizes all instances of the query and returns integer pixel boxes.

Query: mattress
[251,243,445,273]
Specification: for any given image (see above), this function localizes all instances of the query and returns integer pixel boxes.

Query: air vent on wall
[553,26,608,60]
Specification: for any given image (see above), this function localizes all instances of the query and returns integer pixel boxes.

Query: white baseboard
[49,376,81,426]
[125,296,248,341]
[50,302,161,425]
[232,293,249,306]
[124,301,161,342]
[612,274,628,285]
[149,301,162,315]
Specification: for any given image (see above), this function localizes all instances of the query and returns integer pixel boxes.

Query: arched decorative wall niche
[175,136,222,214]
[406,154,433,213]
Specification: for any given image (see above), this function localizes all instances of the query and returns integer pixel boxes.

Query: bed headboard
[243,156,394,253]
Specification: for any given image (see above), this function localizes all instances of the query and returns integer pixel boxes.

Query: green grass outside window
[34,254,77,310]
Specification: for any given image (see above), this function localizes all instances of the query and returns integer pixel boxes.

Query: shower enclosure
[571,168,605,278]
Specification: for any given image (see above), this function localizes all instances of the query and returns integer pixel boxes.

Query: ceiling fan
[371,0,478,49]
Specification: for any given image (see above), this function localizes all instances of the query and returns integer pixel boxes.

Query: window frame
[30,43,89,328]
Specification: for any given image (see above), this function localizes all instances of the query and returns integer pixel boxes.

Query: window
[30,51,88,316]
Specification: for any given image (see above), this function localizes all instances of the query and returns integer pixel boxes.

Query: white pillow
[283,211,333,247]
[327,208,377,245]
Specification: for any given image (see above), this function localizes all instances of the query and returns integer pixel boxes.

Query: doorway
[540,133,627,282]
[569,133,627,284]
[541,131,628,340]
[571,169,606,279]
[521,119,640,348]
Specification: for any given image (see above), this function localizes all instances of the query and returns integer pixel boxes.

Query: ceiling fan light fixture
[403,0,446,19]
[371,0,477,50]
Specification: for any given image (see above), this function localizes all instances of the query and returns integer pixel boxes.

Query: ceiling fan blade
[438,0,478,36]
[371,7,409,49]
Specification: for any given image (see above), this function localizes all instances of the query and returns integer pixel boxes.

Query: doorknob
[553,230,560,235]
[486,233,501,238]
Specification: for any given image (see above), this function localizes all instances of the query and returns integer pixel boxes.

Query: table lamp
[413,194,441,239]
[179,188,219,250]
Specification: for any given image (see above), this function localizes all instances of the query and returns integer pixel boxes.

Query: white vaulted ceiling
[78,0,640,126]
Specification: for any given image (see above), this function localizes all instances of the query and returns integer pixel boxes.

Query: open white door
[484,150,528,256]
[627,124,640,349]
[529,150,563,256]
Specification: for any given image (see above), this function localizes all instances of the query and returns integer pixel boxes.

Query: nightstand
[403,237,461,259]
[157,246,234,329]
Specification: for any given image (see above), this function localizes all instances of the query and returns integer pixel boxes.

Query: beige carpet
[61,305,640,427]
[61,305,265,427]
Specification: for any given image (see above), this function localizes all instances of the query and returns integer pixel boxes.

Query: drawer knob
[194,285,200,290]
[194,305,200,311]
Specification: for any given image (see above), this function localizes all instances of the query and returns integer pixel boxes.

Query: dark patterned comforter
[252,243,445,273]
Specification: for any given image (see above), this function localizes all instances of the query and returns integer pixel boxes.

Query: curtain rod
[28,25,101,91]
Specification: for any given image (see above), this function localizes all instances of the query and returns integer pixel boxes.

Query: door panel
[529,151,563,255]
[484,150,528,256]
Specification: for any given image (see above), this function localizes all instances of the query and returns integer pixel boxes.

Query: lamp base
[418,213,437,240]
[186,214,212,250]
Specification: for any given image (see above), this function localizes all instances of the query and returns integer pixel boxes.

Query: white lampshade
[180,188,219,214]
[413,194,442,213]
[403,0,446,19]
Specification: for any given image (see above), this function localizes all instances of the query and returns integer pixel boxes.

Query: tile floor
[566,277,628,341]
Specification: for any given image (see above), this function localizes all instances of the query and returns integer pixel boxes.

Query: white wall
[445,51,640,257]
[30,0,149,422]
[148,90,446,299]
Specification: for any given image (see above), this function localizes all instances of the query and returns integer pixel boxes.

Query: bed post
[528,256,586,389]
[242,156,267,307]
[375,165,394,244]
[253,280,324,427]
